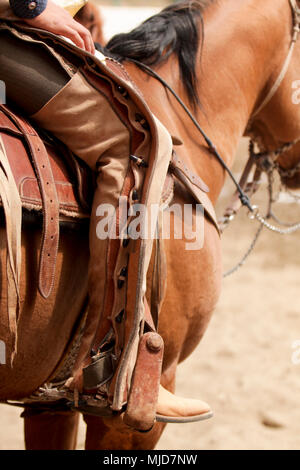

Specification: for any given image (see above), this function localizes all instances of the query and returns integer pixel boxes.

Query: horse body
[1,0,300,449]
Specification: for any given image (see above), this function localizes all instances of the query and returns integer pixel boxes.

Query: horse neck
[126,0,293,204]
[247,10,300,173]
[192,0,294,201]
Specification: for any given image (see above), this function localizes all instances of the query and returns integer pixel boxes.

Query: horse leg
[83,415,165,450]
[23,411,80,450]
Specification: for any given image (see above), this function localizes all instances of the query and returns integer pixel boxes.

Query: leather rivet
[146,333,163,353]
[28,2,37,10]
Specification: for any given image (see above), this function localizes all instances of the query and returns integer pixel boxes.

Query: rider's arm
[9,0,48,19]
[8,0,95,54]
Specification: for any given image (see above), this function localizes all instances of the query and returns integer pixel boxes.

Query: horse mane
[103,1,214,107]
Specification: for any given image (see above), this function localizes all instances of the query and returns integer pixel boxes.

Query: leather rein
[128,0,300,236]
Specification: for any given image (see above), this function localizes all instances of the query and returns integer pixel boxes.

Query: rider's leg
[0,31,70,114]
[0,31,212,421]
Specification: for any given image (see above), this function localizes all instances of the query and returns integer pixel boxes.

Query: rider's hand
[24,0,95,54]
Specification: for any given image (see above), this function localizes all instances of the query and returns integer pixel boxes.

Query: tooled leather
[12,114,58,298]
[0,105,60,298]
[0,107,91,215]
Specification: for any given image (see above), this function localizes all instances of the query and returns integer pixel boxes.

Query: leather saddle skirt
[0,104,94,225]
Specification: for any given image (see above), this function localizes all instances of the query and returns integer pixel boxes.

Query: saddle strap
[170,151,220,234]
[0,106,60,299]
[170,152,209,193]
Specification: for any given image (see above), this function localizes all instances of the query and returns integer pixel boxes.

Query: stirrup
[70,332,214,431]
[75,332,165,430]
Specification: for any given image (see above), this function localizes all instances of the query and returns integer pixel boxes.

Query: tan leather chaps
[0,22,172,412]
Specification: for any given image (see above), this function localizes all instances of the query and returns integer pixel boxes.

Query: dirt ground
[1,3,300,452]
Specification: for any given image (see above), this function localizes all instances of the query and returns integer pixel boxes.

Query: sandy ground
[1,4,300,452]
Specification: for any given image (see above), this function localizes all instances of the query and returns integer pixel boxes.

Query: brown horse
[1,0,300,450]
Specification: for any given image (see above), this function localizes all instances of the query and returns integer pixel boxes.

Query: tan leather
[30,57,173,411]
[170,153,220,234]
[170,152,209,193]
[30,67,132,372]
[107,116,172,410]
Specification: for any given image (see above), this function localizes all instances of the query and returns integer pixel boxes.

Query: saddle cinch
[0,102,218,428]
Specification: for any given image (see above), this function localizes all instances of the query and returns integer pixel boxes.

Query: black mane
[103,1,213,107]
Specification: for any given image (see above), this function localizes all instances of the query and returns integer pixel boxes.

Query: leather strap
[169,151,220,234]
[170,152,209,193]
[0,105,60,298]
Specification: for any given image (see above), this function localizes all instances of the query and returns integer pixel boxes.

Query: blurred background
[1,0,300,451]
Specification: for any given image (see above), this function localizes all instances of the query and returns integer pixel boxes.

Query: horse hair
[99,1,214,107]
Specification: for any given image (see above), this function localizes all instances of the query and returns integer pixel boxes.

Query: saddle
[0,105,93,219]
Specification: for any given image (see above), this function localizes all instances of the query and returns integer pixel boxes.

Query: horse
[1,0,300,450]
